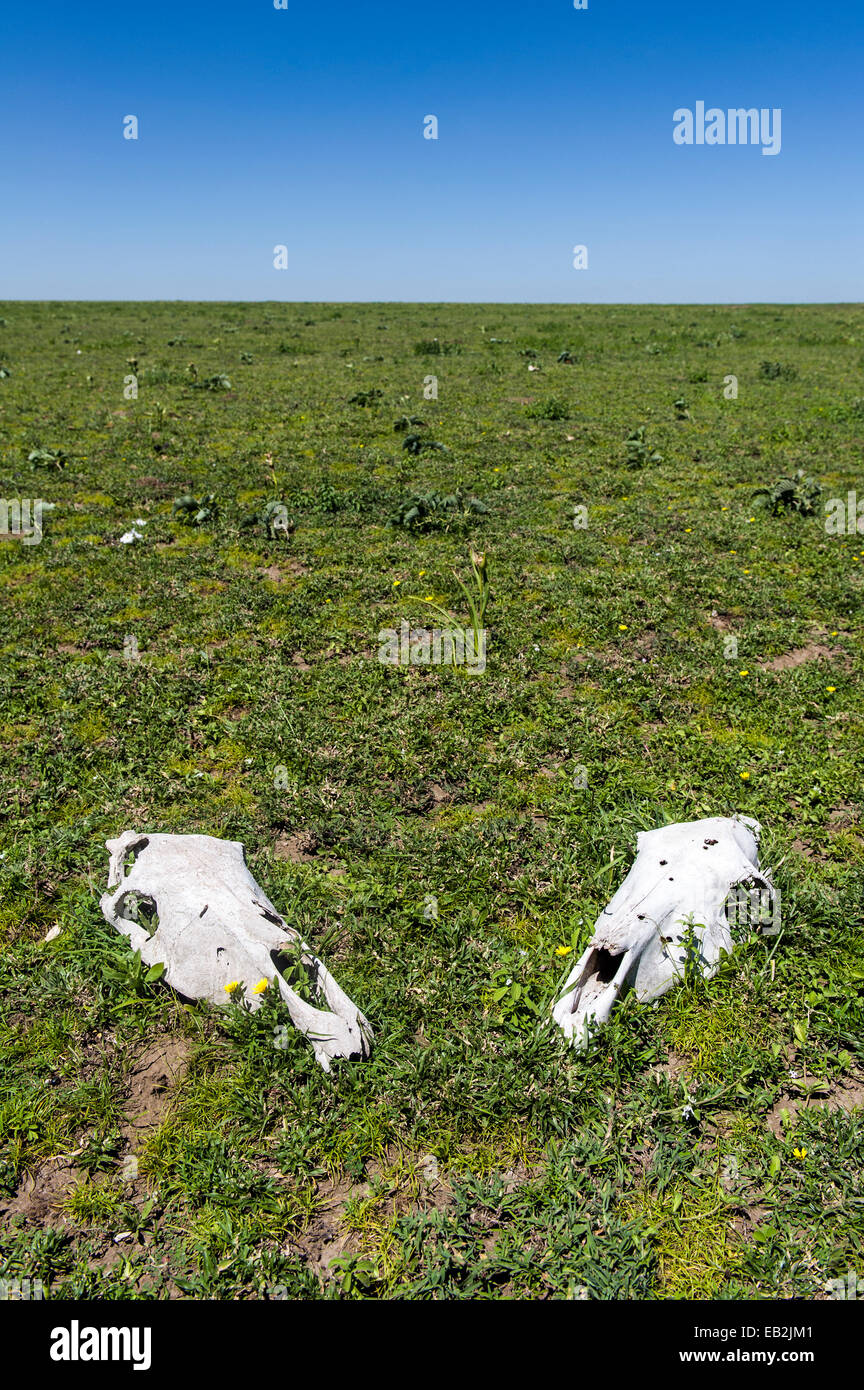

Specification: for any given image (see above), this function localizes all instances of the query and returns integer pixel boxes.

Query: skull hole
[121,836,150,875]
[569,946,626,1015]
[269,947,322,1005]
[116,890,159,938]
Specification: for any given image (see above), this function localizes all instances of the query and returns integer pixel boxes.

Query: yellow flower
[739,670,749,676]
[826,685,836,693]
[740,771,750,780]
[224,981,239,993]
[418,570,426,577]
[555,945,572,956]
[793,1147,807,1159]
[392,579,401,587]
[729,550,737,555]
[618,624,628,631]
[424,595,435,602]
[685,527,692,533]
[252,978,269,995]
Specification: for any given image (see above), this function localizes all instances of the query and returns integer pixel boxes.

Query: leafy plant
[28,447,67,470]
[0,366,11,379]
[78,1131,123,1177]
[624,427,662,467]
[557,349,576,364]
[393,415,426,433]
[412,550,490,668]
[524,396,570,421]
[171,493,220,525]
[759,361,798,381]
[413,339,460,356]
[674,397,690,420]
[402,433,448,456]
[348,388,383,406]
[194,373,232,391]
[751,469,821,516]
[257,500,295,538]
[388,489,488,533]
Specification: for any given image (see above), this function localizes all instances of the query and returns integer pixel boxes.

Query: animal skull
[100,831,372,1071]
[552,816,775,1047]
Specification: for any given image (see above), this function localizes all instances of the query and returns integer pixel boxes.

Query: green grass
[0,300,862,1300]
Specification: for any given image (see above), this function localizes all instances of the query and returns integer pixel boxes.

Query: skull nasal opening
[569,945,626,1014]
[591,947,625,985]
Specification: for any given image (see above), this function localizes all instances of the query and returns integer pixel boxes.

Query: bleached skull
[552,816,775,1047]
[100,831,373,1070]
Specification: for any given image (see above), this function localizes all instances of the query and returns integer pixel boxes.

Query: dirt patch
[290,651,311,671]
[650,1050,691,1087]
[136,477,173,494]
[122,1037,192,1144]
[759,643,842,673]
[708,611,737,632]
[293,1176,361,1275]
[292,1151,457,1279]
[399,779,451,814]
[261,559,307,584]
[274,830,318,863]
[765,1075,864,1138]
[730,1202,770,1242]
[0,1158,81,1225]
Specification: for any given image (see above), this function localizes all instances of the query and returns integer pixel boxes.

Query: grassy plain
[0,301,862,1299]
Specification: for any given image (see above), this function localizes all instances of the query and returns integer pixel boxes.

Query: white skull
[100,831,372,1071]
[552,816,775,1046]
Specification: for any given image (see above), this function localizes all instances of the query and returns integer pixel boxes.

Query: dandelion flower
[555,945,572,956]
[740,771,751,780]
[224,980,239,993]
[826,685,836,693]
[618,624,628,631]
[252,979,269,995]
[793,1147,807,1159]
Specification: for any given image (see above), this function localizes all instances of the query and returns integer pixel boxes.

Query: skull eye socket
[121,836,150,874]
[116,890,159,937]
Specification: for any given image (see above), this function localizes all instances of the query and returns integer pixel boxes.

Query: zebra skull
[100,831,372,1071]
[552,816,776,1047]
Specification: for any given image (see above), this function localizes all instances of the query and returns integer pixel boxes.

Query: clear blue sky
[1,0,861,301]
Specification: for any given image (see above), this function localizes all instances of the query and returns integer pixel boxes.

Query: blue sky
[1,0,861,300]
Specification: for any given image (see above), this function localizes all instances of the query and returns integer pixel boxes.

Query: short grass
[0,301,862,1300]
